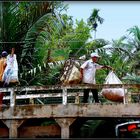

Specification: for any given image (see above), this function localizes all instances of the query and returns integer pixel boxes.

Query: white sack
[101,71,125,102]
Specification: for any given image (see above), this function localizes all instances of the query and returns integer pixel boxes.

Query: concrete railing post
[10,88,16,107]
[62,87,67,105]
[3,120,24,138]
[55,118,76,139]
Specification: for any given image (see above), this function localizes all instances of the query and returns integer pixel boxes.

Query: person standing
[80,52,113,103]
[2,47,19,87]
[0,51,8,108]
[0,51,8,84]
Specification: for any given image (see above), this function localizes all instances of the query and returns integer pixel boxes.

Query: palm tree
[126,26,140,74]
[21,17,91,86]
[121,26,140,83]
[87,8,104,39]
[0,1,68,85]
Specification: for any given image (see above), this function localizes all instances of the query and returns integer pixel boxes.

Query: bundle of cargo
[60,59,82,85]
[101,71,125,102]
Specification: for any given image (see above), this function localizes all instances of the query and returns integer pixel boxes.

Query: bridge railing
[1,84,140,107]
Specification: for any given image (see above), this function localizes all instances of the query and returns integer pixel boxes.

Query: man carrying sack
[80,52,113,103]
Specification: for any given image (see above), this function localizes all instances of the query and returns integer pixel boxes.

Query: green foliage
[96,69,108,84]
[21,63,62,86]
[125,26,140,74]
[127,26,140,46]
[80,120,103,137]
[94,38,131,81]
[51,49,69,61]
[3,2,140,87]
[2,2,140,137]
[41,120,57,126]
[23,13,63,64]
[86,39,109,56]
[1,1,69,86]
[88,8,104,30]
[68,19,91,57]
[123,73,140,84]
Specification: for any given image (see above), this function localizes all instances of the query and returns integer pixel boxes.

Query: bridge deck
[1,103,140,119]
[0,84,140,138]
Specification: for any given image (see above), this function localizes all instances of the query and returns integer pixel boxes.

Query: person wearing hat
[80,52,113,103]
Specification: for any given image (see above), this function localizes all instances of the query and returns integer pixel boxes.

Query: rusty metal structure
[0,84,140,138]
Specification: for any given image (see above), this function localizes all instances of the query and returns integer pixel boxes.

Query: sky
[63,1,140,42]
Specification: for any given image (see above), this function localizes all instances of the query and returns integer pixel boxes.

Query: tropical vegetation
[1,1,140,138]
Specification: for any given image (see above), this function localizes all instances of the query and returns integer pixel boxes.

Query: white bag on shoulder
[101,71,125,102]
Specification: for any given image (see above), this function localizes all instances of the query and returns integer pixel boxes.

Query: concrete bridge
[0,84,140,138]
